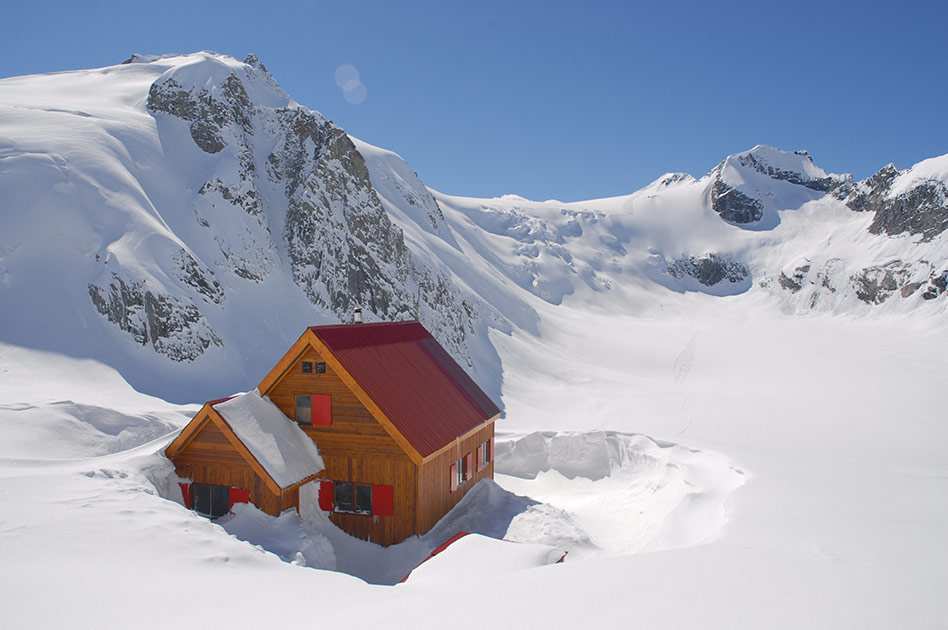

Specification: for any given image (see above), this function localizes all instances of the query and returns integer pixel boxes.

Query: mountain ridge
[0,52,945,403]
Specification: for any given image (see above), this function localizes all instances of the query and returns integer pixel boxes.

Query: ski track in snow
[673,333,697,385]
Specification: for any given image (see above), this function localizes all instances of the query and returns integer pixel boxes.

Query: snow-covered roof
[212,389,323,489]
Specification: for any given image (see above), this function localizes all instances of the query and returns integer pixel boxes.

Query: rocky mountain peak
[707,146,852,225]
[845,159,948,241]
[647,172,697,190]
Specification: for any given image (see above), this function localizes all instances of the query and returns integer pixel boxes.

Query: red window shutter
[318,480,334,511]
[489,437,495,463]
[465,453,473,479]
[476,445,484,472]
[312,394,332,426]
[449,463,458,492]
[229,488,250,509]
[372,484,394,517]
[179,482,192,509]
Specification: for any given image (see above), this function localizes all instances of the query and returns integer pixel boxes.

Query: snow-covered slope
[1,53,946,405]
[424,144,948,316]
[1,53,948,629]
[0,52,501,404]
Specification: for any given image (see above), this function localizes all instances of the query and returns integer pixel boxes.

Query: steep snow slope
[1,53,946,408]
[0,52,500,404]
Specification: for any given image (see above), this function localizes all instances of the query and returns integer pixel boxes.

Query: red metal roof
[309,321,500,458]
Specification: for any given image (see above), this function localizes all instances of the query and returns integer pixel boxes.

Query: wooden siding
[416,422,495,535]
[170,413,283,516]
[265,347,418,545]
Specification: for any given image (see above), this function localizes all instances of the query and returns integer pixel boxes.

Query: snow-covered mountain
[1,52,946,405]
[0,53,502,403]
[2,53,948,629]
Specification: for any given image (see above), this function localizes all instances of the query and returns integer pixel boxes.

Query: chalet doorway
[192,483,231,518]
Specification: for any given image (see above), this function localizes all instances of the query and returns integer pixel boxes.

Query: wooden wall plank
[171,420,283,516]
[265,346,419,545]
[416,422,495,535]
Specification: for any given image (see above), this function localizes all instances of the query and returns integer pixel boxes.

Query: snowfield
[1,53,947,628]
[2,297,946,628]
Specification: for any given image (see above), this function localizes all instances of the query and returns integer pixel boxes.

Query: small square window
[315,362,326,374]
[301,361,313,373]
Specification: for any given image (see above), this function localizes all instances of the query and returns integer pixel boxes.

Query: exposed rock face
[667,254,749,286]
[708,147,853,226]
[739,151,844,193]
[174,252,224,304]
[148,75,254,155]
[846,164,948,241]
[778,264,811,293]
[851,262,913,305]
[921,270,947,300]
[710,179,763,224]
[139,56,481,366]
[773,258,947,307]
[88,274,222,361]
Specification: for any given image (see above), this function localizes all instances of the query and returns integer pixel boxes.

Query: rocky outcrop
[846,164,948,241]
[667,254,749,286]
[921,270,947,300]
[774,258,947,307]
[147,74,253,155]
[778,264,811,293]
[738,150,848,193]
[850,262,914,304]
[88,274,222,361]
[710,179,763,224]
[174,251,224,304]
[144,56,482,367]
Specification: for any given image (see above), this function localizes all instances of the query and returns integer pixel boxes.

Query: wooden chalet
[165,320,501,546]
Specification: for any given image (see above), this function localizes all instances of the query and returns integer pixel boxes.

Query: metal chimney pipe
[353,307,363,324]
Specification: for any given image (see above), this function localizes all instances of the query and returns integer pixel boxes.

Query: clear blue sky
[2,0,945,201]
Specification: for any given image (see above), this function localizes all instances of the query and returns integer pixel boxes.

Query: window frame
[294,394,332,425]
[321,481,393,516]
[295,394,312,424]
[191,482,232,518]
[333,481,374,515]
[455,454,470,489]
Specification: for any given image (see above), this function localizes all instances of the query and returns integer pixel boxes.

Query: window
[295,394,332,425]
[477,438,493,471]
[334,482,372,515]
[451,453,472,491]
[315,361,326,373]
[301,361,313,373]
[320,481,393,516]
[191,483,231,518]
[295,395,311,423]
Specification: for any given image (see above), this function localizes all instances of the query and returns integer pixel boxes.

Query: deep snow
[1,53,947,629]
[2,295,946,628]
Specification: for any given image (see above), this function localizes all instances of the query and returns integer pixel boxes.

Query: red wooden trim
[229,487,250,509]
[312,394,332,426]
[488,437,494,463]
[449,463,458,492]
[179,482,192,509]
[372,484,394,517]
[476,445,484,472]
[318,480,334,511]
